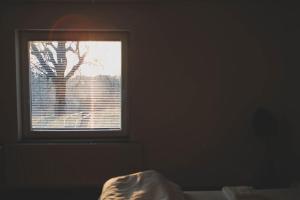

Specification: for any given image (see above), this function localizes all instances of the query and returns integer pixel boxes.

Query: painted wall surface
[281,5,300,181]
[0,2,293,190]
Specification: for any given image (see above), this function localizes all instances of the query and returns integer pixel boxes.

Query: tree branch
[65,51,87,80]
[66,46,77,53]
[46,42,57,51]
[31,63,47,76]
[43,43,57,68]
[31,43,56,78]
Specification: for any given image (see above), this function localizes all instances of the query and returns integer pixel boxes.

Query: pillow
[100,170,185,200]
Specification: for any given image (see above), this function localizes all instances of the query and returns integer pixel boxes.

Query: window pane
[29,41,121,130]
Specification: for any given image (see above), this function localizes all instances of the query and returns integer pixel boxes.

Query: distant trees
[30,41,122,129]
[30,41,87,116]
[31,75,121,128]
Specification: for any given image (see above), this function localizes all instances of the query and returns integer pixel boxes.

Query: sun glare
[66,41,121,77]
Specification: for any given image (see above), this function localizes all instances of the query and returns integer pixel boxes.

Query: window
[17,30,128,139]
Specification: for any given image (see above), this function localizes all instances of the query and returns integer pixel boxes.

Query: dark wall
[0,1,293,192]
[280,4,300,181]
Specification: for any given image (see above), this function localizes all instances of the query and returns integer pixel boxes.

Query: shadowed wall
[0,1,294,193]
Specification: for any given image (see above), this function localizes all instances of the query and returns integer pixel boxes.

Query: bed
[99,170,300,200]
[184,188,300,200]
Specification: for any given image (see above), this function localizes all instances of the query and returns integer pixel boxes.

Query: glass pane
[29,41,121,130]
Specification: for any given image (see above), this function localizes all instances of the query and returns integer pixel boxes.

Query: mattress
[184,190,225,200]
[184,188,300,200]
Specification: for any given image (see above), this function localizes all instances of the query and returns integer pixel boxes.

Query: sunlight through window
[29,41,122,130]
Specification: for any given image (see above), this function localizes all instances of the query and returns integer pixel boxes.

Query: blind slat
[30,41,122,130]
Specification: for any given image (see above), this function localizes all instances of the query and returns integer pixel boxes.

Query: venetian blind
[29,41,122,130]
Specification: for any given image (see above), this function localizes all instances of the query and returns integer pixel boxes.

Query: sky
[30,41,122,77]
[66,41,121,77]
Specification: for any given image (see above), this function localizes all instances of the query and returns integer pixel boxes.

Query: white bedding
[184,191,225,200]
[185,188,300,200]
[99,170,300,200]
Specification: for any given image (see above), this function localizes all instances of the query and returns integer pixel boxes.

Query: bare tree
[30,41,87,116]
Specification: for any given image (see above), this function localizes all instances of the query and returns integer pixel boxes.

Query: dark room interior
[0,0,299,199]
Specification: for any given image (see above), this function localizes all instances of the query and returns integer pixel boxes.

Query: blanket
[100,170,186,200]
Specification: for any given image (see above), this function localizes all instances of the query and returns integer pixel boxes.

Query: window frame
[16,29,129,141]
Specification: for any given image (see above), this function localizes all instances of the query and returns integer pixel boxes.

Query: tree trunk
[53,77,66,116]
[54,41,67,116]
